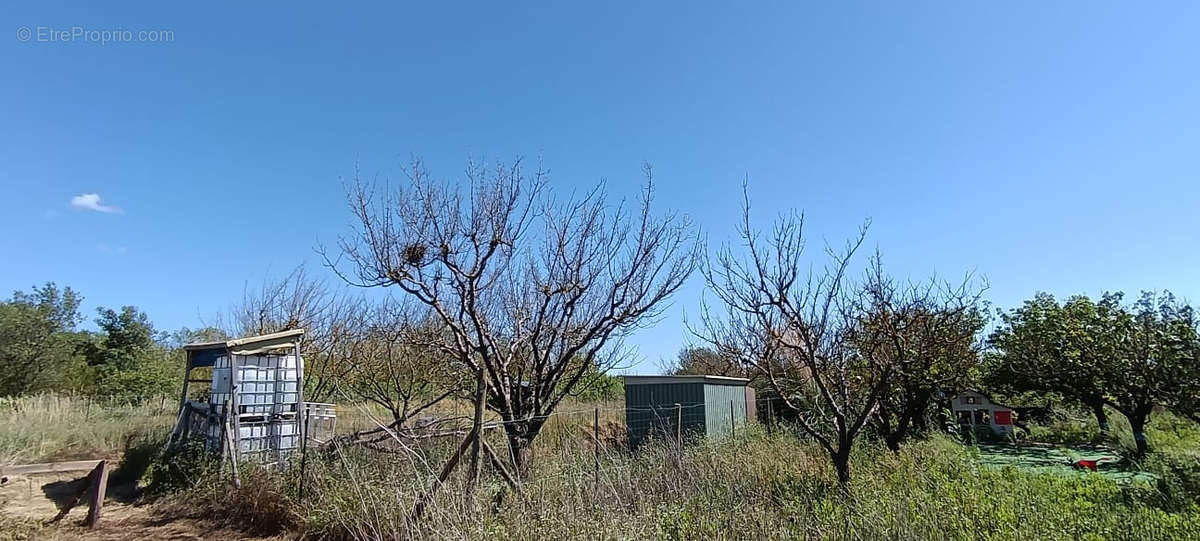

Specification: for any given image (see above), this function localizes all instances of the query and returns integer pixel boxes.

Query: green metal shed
[623,375,752,447]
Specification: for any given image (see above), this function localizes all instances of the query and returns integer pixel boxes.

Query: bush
[1025,408,1101,445]
[143,440,218,497]
[1145,449,1200,512]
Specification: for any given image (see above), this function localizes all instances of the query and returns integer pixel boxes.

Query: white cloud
[70,193,122,213]
[97,243,128,255]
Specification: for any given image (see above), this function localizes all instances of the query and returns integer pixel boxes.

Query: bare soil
[0,471,281,541]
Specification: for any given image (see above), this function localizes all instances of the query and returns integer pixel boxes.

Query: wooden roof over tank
[184,328,305,366]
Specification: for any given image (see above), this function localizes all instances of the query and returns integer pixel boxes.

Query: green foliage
[987,293,1112,414]
[988,291,1200,455]
[0,282,85,396]
[143,440,219,496]
[1025,407,1104,445]
[568,368,623,401]
[668,346,743,376]
[82,306,181,403]
[1145,449,1200,512]
[0,283,187,402]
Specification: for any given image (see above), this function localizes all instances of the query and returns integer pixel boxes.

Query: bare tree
[326,157,698,497]
[338,297,462,443]
[696,190,887,492]
[219,266,368,402]
[854,265,987,452]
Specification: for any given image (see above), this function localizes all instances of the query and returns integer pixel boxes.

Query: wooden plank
[85,460,108,527]
[2,460,102,476]
[46,461,103,524]
[224,399,241,489]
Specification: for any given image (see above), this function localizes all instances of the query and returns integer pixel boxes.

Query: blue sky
[3,2,1199,372]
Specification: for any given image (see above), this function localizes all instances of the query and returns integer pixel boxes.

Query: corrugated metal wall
[703,383,748,438]
[624,382,705,447]
[625,381,750,446]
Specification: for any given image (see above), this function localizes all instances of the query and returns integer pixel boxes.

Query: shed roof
[184,329,305,367]
[622,374,750,386]
[954,388,1016,410]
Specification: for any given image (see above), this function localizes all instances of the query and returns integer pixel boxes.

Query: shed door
[993,410,1012,425]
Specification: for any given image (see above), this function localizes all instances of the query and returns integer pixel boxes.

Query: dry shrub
[154,462,300,537]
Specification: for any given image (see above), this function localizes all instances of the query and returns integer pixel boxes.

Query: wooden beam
[45,460,106,525]
[85,460,108,528]
[2,460,102,476]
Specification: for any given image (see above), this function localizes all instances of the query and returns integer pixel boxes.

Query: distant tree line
[0,282,201,402]
[985,291,1200,456]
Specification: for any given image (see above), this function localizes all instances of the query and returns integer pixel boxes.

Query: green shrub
[1145,449,1200,512]
[143,440,218,496]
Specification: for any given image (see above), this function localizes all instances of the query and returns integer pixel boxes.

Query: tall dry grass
[171,419,1200,540]
[0,393,176,467]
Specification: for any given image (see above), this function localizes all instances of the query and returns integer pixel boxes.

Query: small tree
[987,294,1115,433]
[223,266,372,402]
[859,270,987,452]
[1104,291,1198,456]
[83,306,178,402]
[341,298,460,436]
[696,192,883,492]
[329,157,698,496]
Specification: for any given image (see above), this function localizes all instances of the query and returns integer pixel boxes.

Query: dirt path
[1,471,281,540]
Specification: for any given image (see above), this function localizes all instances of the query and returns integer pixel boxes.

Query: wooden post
[177,356,192,418]
[223,399,241,489]
[294,342,305,455]
[730,400,736,438]
[466,367,487,498]
[593,408,600,491]
[767,398,774,436]
[298,408,311,502]
[46,460,107,526]
[229,351,242,463]
[84,460,108,528]
[675,403,682,445]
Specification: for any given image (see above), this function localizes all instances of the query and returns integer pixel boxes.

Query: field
[2,395,1199,540]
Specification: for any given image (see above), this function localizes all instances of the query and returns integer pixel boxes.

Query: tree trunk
[1128,410,1150,457]
[465,367,487,499]
[502,416,546,479]
[884,431,903,453]
[1089,401,1110,435]
[831,447,852,496]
